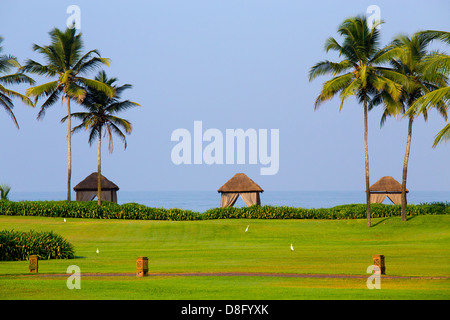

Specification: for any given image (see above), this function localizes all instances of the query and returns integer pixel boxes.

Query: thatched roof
[369,176,408,193]
[217,173,263,193]
[73,172,119,191]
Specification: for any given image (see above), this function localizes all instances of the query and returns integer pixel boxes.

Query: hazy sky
[0,0,449,193]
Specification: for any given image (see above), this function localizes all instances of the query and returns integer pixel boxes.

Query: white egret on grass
[64,218,66,223]
[245,225,249,232]
[96,248,99,254]
[290,244,294,251]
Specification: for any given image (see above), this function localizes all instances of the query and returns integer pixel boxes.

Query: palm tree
[0,36,35,128]
[371,31,448,221]
[309,15,402,227]
[23,27,115,202]
[0,184,11,201]
[62,71,139,205]
[407,31,450,147]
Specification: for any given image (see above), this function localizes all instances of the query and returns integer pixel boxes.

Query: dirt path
[8,272,449,280]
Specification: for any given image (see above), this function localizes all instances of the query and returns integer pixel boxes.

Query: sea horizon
[8,190,450,213]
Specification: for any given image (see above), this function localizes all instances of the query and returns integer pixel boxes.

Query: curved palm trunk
[67,98,72,203]
[401,117,413,221]
[364,96,371,227]
[98,130,102,206]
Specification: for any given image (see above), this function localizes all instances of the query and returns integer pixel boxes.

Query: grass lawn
[0,214,449,299]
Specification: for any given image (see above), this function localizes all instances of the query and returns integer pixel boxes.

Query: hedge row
[0,200,202,221]
[0,229,75,261]
[0,200,449,220]
[203,202,450,219]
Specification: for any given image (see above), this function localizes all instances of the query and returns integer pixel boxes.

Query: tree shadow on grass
[371,215,417,227]
[371,218,390,227]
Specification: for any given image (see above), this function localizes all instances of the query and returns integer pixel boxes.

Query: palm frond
[433,121,450,147]
[37,89,61,119]
[77,77,115,98]
[106,100,140,114]
[0,72,35,86]
[338,78,360,110]
[0,91,19,128]
[308,60,353,81]
[314,72,354,110]
[407,86,450,117]
[65,82,86,102]
[416,30,450,46]
[76,56,111,75]
[108,122,128,151]
[107,115,132,134]
[0,84,34,106]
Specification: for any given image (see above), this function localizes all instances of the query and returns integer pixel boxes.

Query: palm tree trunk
[401,116,413,221]
[67,98,72,203]
[98,130,102,206]
[364,96,371,227]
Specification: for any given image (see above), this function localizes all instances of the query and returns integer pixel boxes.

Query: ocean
[8,190,450,213]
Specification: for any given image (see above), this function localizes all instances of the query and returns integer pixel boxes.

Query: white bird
[245,225,249,232]
[96,248,99,254]
[290,244,294,251]
[64,218,66,223]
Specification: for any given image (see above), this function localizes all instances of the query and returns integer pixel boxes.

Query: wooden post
[136,257,148,277]
[29,255,38,273]
[372,254,385,275]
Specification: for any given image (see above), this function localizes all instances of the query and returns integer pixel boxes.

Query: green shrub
[202,203,450,219]
[0,200,448,221]
[0,229,75,261]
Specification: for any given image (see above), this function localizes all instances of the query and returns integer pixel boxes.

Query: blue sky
[0,0,449,193]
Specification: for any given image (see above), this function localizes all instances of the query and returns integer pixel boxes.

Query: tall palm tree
[309,15,402,227]
[407,31,450,147]
[23,27,115,202]
[0,36,35,128]
[371,31,448,221]
[62,71,139,205]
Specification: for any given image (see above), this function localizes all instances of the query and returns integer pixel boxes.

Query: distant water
[8,191,449,213]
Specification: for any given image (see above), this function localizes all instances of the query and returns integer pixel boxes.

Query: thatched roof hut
[73,172,119,203]
[217,173,263,207]
[368,176,407,205]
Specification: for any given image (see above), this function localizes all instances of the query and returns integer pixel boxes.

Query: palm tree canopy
[309,15,402,110]
[371,31,449,126]
[405,31,450,146]
[0,36,35,128]
[61,70,140,152]
[22,27,115,118]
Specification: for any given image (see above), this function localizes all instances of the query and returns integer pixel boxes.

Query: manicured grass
[0,215,449,299]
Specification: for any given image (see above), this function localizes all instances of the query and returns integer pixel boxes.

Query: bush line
[0,200,449,221]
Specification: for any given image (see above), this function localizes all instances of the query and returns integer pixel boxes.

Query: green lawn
[0,215,449,299]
